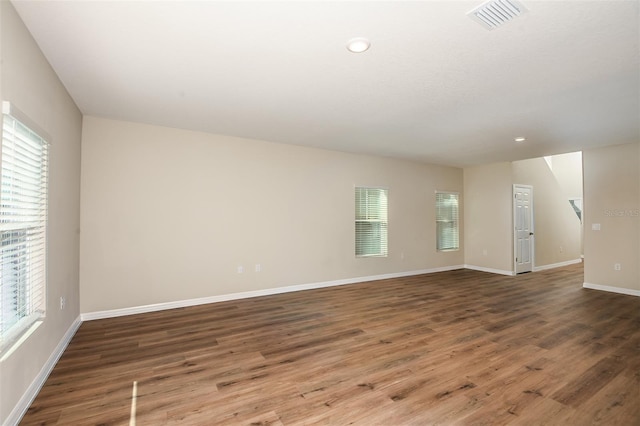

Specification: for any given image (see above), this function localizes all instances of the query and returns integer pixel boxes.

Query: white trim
[2,101,51,143]
[4,316,82,426]
[1,315,43,357]
[583,282,640,297]
[533,258,582,272]
[464,264,515,276]
[464,259,581,276]
[81,266,465,321]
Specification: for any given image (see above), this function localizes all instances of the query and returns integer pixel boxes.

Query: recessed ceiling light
[346,37,370,53]
[515,137,526,142]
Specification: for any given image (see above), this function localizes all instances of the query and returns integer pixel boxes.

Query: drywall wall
[548,151,583,200]
[548,151,584,256]
[463,162,513,274]
[512,157,582,268]
[0,2,82,424]
[583,142,639,292]
[79,116,464,313]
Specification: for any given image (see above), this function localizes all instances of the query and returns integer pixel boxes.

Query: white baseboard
[533,258,582,272]
[464,264,515,276]
[464,259,582,276]
[81,265,466,321]
[583,282,640,297]
[4,316,82,426]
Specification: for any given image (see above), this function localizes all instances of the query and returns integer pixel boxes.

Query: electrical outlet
[559,246,563,253]
[255,264,261,272]
[60,296,65,310]
[614,263,621,271]
[237,266,244,274]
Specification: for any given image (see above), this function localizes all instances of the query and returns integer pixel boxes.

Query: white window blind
[355,187,388,257]
[436,192,459,251]
[0,108,48,349]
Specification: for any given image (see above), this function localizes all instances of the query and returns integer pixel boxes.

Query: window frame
[0,102,49,351]
[355,186,388,258]
[435,191,459,252]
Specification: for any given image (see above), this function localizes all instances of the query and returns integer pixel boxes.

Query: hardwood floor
[21,264,640,425]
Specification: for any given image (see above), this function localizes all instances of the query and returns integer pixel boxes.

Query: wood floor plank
[19,263,640,425]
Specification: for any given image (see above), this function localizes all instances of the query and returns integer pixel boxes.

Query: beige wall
[583,143,639,292]
[548,151,583,200]
[0,2,634,420]
[549,151,584,256]
[465,154,584,274]
[463,162,513,273]
[0,2,83,424]
[79,117,464,313]
[512,157,582,267]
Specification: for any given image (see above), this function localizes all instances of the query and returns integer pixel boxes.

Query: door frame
[513,184,534,274]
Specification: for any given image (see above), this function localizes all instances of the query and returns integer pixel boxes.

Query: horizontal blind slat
[355,187,388,256]
[436,192,459,251]
[1,112,48,345]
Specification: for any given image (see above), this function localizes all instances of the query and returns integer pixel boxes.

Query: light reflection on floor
[130,381,138,426]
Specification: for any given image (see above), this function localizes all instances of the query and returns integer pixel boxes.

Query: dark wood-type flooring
[21,264,640,425]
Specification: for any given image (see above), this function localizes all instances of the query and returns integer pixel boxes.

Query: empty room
[0,0,639,425]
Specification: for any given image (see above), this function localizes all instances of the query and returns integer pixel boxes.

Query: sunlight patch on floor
[130,381,138,426]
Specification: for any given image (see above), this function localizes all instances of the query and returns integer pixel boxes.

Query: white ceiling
[11,0,640,167]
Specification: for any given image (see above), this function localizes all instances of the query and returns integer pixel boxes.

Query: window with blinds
[0,105,49,349]
[436,192,459,251]
[355,187,388,257]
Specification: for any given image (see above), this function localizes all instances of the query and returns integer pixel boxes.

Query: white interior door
[514,185,534,274]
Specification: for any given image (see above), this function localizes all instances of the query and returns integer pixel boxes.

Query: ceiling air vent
[467,0,528,30]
